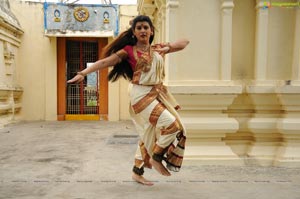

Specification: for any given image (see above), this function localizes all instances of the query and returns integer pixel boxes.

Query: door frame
[57,37,108,121]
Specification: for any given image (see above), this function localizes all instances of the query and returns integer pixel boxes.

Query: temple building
[1,0,299,166]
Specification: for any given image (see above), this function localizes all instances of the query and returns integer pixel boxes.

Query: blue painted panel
[44,3,119,36]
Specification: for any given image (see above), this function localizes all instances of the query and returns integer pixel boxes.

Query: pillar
[220,0,234,80]
[292,0,300,85]
[254,0,269,81]
[165,0,179,83]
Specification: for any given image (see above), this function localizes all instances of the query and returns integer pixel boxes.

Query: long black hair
[103,15,155,82]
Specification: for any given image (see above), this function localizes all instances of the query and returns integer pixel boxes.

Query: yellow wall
[268,5,295,80]
[174,0,220,81]
[11,0,57,121]
[118,5,137,120]
[232,0,255,80]
[0,0,23,127]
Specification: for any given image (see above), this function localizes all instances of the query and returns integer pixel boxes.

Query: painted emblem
[54,9,61,22]
[73,7,89,22]
[103,11,110,24]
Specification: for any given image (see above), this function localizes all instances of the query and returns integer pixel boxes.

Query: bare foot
[149,158,171,176]
[132,173,154,186]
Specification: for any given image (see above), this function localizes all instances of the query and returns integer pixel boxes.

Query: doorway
[57,37,108,120]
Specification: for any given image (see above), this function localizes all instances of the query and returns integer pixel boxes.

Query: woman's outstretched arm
[167,39,190,53]
[154,39,190,55]
[67,53,123,84]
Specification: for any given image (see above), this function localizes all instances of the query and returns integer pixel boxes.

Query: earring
[132,35,135,38]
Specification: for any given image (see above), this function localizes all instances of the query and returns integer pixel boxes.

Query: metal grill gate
[66,40,99,116]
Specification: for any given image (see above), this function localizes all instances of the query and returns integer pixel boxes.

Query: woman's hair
[103,15,155,82]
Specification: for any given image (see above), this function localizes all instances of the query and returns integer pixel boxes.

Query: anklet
[152,153,165,163]
[132,166,144,176]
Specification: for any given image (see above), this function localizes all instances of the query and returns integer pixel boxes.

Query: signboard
[44,3,119,37]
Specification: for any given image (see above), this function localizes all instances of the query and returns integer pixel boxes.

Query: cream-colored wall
[268,6,295,80]
[108,5,137,121]
[11,0,57,121]
[118,5,137,120]
[166,0,221,83]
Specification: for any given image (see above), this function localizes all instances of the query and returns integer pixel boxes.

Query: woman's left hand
[152,44,170,56]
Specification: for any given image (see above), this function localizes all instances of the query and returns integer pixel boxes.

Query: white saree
[129,46,186,172]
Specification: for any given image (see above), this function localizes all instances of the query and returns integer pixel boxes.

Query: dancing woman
[67,15,189,186]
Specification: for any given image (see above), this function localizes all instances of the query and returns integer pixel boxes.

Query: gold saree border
[132,70,142,84]
[153,144,165,155]
[167,152,183,167]
[149,103,166,127]
[139,141,151,168]
[134,158,144,168]
[161,120,181,135]
[132,86,158,114]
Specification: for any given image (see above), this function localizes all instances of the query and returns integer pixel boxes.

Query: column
[292,0,300,85]
[165,0,179,84]
[154,0,166,42]
[275,0,300,166]
[220,0,234,81]
[165,0,179,42]
[254,0,269,81]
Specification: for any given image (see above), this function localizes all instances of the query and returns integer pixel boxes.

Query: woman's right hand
[67,74,85,84]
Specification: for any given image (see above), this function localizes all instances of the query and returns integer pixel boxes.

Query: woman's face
[133,21,153,43]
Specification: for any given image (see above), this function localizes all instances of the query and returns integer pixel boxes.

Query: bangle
[165,42,171,53]
[77,71,86,76]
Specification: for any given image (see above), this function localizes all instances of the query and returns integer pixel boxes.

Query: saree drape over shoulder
[127,46,186,172]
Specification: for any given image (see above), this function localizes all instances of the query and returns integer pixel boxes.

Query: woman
[67,15,189,186]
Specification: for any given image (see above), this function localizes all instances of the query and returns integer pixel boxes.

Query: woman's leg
[132,157,154,186]
[150,103,182,175]
[138,100,182,176]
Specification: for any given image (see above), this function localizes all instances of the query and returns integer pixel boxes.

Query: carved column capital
[221,0,234,10]
[256,0,270,10]
[166,0,179,9]
[141,4,156,19]
[155,0,165,10]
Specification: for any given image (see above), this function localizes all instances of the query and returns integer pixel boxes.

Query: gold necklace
[136,44,150,52]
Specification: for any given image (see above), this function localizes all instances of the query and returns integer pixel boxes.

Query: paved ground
[0,121,300,199]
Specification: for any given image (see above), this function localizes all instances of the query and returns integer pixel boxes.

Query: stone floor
[0,121,300,199]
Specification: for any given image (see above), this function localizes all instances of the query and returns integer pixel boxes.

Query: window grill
[66,40,99,114]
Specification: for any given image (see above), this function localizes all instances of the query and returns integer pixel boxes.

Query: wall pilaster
[220,0,234,80]
[0,0,23,128]
[254,0,269,81]
[276,86,300,166]
[276,4,300,165]
[154,0,166,43]
[292,0,300,85]
[165,0,179,83]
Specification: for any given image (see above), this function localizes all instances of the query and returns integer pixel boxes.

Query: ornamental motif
[54,9,61,22]
[73,7,89,22]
